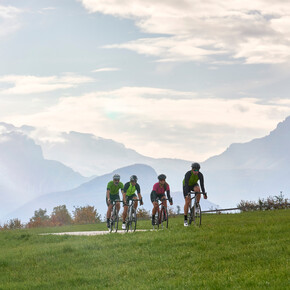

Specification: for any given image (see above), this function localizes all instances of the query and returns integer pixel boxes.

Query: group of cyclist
[106,162,207,229]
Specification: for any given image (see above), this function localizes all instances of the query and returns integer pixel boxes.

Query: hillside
[8,164,158,222]
[0,131,89,219]
[203,116,290,207]
[0,210,289,289]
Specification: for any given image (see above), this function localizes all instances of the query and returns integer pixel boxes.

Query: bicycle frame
[109,200,122,233]
[124,199,142,232]
[154,197,169,229]
[187,191,203,226]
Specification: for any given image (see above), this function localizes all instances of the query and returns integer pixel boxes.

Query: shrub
[0,218,23,230]
[27,208,52,228]
[237,193,289,212]
[73,205,101,224]
[50,205,72,226]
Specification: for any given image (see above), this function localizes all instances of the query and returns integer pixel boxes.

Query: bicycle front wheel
[193,203,202,227]
[154,209,160,229]
[130,208,137,232]
[112,208,119,232]
[160,206,168,229]
[188,207,194,225]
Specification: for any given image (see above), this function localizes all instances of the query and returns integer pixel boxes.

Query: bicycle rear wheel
[193,203,202,227]
[160,206,168,229]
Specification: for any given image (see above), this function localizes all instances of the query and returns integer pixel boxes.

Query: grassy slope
[0,210,289,289]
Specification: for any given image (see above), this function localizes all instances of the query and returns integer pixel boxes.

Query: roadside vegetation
[0,209,289,289]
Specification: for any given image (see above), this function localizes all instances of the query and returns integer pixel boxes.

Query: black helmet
[113,174,120,180]
[191,162,200,170]
[158,174,166,180]
[130,175,138,182]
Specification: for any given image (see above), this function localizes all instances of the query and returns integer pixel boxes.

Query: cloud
[6,86,290,160]
[0,74,94,95]
[79,0,290,64]
[0,5,22,37]
[92,67,120,73]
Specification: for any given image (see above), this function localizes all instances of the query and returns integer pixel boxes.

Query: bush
[27,208,52,228]
[0,218,23,230]
[237,193,289,212]
[50,205,72,226]
[136,207,150,219]
[73,205,101,224]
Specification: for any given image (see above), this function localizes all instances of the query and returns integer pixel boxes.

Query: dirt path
[41,230,149,236]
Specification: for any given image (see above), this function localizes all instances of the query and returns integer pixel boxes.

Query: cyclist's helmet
[130,175,138,182]
[191,162,200,170]
[113,174,120,181]
[158,174,166,180]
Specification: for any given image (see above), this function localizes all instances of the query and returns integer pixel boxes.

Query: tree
[50,205,72,226]
[136,207,150,219]
[73,205,101,224]
[27,208,51,228]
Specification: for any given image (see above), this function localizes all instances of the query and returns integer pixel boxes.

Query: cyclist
[106,174,124,228]
[183,163,207,226]
[122,175,143,230]
[150,174,173,225]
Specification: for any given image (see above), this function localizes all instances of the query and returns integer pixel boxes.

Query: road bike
[187,191,206,227]
[153,197,170,229]
[124,199,142,232]
[109,200,122,233]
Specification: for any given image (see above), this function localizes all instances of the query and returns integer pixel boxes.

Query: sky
[1,0,290,161]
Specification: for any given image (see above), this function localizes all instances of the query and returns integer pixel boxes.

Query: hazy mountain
[1,116,289,222]
[0,130,90,219]
[0,122,191,191]
[202,116,290,207]
[8,164,157,222]
[8,163,219,223]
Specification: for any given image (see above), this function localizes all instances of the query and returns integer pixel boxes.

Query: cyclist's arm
[106,189,110,200]
[198,172,206,194]
[136,184,143,204]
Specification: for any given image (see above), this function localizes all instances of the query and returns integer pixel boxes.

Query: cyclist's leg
[106,196,113,219]
[161,195,167,208]
[115,196,121,213]
[122,196,129,223]
[183,186,191,216]
[193,184,201,203]
[132,194,138,209]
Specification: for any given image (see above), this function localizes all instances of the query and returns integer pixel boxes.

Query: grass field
[0,210,289,289]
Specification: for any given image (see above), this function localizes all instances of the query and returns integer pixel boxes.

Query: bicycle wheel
[193,203,202,227]
[131,208,137,232]
[155,209,160,229]
[188,206,193,225]
[160,206,168,229]
[109,205,116,233]
[126,207,131,232]
[112,207,119,233]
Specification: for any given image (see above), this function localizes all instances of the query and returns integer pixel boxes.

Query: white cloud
[6,86,290,160]
[80,0,290,64]
[92,67,120,73]
[0,74,94,95]
[0,5,22,37]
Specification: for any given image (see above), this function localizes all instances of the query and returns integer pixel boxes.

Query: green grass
[0,210,289,289]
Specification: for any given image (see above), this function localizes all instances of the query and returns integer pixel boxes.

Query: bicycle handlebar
[188,191,207,196]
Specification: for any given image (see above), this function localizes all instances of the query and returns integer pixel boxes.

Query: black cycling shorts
[183,184,200,198]
[150,191,166,203]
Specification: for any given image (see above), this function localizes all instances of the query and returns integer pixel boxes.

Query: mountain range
[0,116,289,223]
